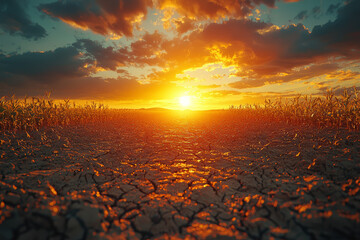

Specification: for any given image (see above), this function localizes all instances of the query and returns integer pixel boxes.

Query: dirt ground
[0,110,359,239]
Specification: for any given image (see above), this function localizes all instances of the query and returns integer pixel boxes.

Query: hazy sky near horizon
[0,0,359,109]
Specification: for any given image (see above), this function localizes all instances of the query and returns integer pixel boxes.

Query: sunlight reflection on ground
[0,111,359,239]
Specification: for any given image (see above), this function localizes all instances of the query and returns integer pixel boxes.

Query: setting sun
[179,96,192,108]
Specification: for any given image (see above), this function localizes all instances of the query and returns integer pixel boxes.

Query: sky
[0,0,359,109]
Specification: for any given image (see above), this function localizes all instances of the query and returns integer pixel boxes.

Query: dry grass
[0,94,115,131]
[231,88,360,130]
[1,89,359,131]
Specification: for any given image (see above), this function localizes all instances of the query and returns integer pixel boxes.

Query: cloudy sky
[0,0,359,109]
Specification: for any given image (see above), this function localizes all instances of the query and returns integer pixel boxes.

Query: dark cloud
[0,35,185,100]
[0,38,132,84]
[312,6,321,17]
[73,39,128,70]
[293,6,321,21]
[38,0,283,36]
[294,10,308,21]
[0,46,91,84]
[129,31,166,66]
[326,3,341,15]
[39,0,152,37]
[0,38,125,83]
[0,0,46,39]
[311,0,360,53]
[72,35,166,70]
[0,35,168,89]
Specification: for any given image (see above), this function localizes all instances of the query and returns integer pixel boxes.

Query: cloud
[129,31,166,66]
[0,35,169,88]
[294,10,308,21]
[0,46,91,84]
[326,3,341,15]
[157,0,277,20]
[326,69,360,82]
[0,0,47,39]
[0,38,127,84]
[173,17,196,34]
[39,0,152,37]
[293,7,320,21]
[194,0,359,76]
[311,0,360,53]
[73,39,128,70]
[189,19,307,74]
[142,0,358,90]
[2,0,359,100]
[196,84,221,89]
[312,6,321,17]
[38,0,285,37]
[141,0,359,90]
[0,36,185,100]
[229,63,339,89]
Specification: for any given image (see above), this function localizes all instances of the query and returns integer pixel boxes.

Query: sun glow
[179,96,192,108]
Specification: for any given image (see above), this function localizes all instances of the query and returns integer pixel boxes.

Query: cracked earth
[0,110,359,239]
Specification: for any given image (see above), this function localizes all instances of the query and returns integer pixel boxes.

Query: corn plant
[229,88,360,130]
[0,94,115,131]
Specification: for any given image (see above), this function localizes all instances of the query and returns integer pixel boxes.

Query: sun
[179,96,192,108]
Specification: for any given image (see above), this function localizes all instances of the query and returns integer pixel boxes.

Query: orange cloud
[196,84,221,89]
[39,0,153,37]
[229,63,339,89]
[173,17,196,34]
[157,0,276,20]
[131,0,360,91]
[326,70,360,82]
[39,0,282,37]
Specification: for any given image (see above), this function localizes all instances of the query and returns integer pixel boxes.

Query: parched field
[0,110,359,240]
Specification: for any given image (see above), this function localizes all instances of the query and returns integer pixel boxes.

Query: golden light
[179,96,192,108]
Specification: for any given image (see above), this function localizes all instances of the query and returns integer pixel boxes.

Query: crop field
[0,91,359,239]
